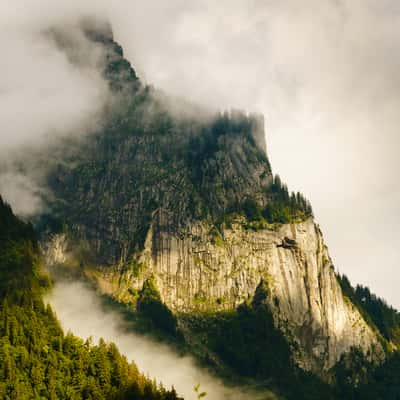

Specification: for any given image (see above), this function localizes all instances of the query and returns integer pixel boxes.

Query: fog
[1,1,399,306]
[47,280,271,400]
[0,2,110,216]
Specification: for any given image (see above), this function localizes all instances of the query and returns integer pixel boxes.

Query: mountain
[15,18,400,399]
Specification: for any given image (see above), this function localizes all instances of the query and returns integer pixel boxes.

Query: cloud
[0,173,46,217]
[47,280,269,400]
[0,5,109,153]
[0,1,111,215]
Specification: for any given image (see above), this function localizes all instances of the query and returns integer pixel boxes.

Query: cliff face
[46,110,272,266]
[41,20,384,378]
[81,217,384,371]
[45,214,383,373]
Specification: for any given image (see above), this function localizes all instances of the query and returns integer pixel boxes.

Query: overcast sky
[1,0,399,308]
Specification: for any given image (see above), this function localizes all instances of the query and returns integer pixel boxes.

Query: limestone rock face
[43,234,69,266]
[47,214,382,373]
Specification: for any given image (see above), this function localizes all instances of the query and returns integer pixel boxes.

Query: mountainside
[0,196,182,400]
[45,217,383,375]
[30,18,400,399]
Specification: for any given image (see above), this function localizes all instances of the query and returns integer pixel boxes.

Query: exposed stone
[43,233,69,266]
[44,216,384,374]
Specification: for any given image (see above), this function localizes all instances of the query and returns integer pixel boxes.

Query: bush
[137,278,180,338]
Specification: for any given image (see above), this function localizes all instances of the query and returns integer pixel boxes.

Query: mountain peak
[79,16,114,42]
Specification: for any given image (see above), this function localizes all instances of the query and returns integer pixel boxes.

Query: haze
[47,281,269,400]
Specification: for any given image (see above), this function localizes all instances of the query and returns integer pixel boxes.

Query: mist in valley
[46,280,271,400]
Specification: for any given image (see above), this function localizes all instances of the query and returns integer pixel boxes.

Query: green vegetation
[354,351,400,399]
[241,175,312,225]
[263,175,313,223]
[127,257,144,278]
[216,175,313,230]
[193,384,206,399]
[85,24,140,94]
[0,197,181,400]
[332,347,400,399]
[338,274,400,346]
[181,284,335,400]
[181,279,400,400]
[332,275,400,398]
[137,277,181,339]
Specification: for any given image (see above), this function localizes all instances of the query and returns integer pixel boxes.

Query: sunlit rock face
[95,217,384,372]
[45,216,383,373]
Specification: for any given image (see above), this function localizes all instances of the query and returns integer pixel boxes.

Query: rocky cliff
[45,215,383,373]
[140,216,383,372]
[41,19,384,379]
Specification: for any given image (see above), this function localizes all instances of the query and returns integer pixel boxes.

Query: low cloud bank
[47,280,269,400]
[0,5,111,216]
